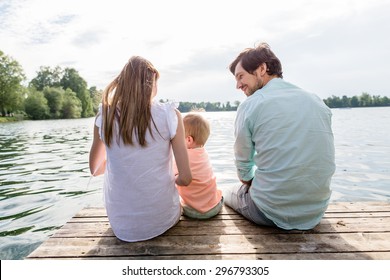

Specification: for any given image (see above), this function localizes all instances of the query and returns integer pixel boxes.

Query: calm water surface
[1,107,390,259]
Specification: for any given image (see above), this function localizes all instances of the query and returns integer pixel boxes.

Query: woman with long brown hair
[89,56,192,242]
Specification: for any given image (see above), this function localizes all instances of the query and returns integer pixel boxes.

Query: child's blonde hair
[183,113,210,146]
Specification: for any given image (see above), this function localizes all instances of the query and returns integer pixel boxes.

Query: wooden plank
[27,232,390,259]
[52,216,390,239]
[326,202,390,212]
[26,202,390,260]
[68,211,390,224]
[28,252,390,260]
[74,206,237,217]
[74,202,390,217]
[323,211,390,218]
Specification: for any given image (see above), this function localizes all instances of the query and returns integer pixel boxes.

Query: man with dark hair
[224,42,335,230]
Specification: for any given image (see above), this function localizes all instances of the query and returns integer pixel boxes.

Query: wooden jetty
[27,201,390,260]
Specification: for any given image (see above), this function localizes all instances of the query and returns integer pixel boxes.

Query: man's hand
[240,178,253,187]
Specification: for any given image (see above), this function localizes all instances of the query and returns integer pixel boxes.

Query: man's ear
[255,62,267,77]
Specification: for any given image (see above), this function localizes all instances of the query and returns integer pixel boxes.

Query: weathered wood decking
[27,202,390,260]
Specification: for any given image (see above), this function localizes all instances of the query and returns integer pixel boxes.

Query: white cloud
[1,0,389,102]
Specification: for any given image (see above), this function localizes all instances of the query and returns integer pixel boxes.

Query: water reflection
[0,118,103,259]
[0,205,52,222]
[0,226,35,237]
[0,186,62,199]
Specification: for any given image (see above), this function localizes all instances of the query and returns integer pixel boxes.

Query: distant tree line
[168,93,390,112]
[165,100,241,112]
[1,50,101,120]
[323,93,390,108]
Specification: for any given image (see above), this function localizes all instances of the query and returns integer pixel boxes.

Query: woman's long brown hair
[101,56,160,147]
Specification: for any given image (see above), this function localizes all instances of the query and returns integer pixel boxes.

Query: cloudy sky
[1,0,389,103]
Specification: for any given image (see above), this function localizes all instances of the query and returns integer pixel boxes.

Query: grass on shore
[0,115,25,123]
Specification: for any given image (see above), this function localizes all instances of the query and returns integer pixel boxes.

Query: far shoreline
[0,116,22,123]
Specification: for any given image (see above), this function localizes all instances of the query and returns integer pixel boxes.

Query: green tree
[324,95,343,108]
[60,68,93,117]
[43,87,64,118]
[89,86,102,114]
[359,92,372,107]
[24,89,50,120]
[350,96,359,107]
[372,95,382,106]
[0,50,26,116]
[79,89,94,117]
[62,89,82,119]
[341,95,350,107]
[29,66,63,91]
[382,96,390,106]
[60,68,87,94]
[225,101,232,111]
[205,102,215,111]
[178,102,193,112]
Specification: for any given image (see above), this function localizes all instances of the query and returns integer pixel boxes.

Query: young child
[89,56,192,242]
[175,113,223,219]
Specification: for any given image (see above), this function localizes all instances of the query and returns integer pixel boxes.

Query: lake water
[1,107,390,259]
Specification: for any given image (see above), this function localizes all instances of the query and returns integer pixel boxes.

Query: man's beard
[247,78,263,96]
